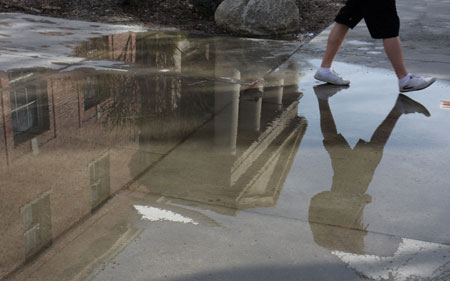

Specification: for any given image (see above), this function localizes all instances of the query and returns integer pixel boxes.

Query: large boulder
[215,0,300,36]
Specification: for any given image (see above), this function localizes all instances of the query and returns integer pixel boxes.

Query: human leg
[314,24,351,85]
[364,0,436,92]
[315,0,361,85]
[383,37,408,79]
[320,23,350,68]
[383,38,436,92]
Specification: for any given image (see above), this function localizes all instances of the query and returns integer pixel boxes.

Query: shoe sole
[400,78,436,93]
[314,74,350,86]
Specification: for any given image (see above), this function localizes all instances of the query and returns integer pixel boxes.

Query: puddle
[1,13,449,281]
[0,13,145,71]
[263,58,450,250]
[71,30,300,82]
[0,42,304,279]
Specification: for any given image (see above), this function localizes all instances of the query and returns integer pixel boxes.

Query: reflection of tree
[75,36,109,60]
[135,33,183,67]
[136,75,213,141]
[98,72,213,140]
[82,32,207,137]
[100,73,141,130]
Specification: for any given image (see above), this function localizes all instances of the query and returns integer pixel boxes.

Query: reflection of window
[9,72,50,144]
[89,153,110,210]
[21,191,52,259]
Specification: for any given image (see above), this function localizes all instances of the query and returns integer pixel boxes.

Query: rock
[215,0,299,36]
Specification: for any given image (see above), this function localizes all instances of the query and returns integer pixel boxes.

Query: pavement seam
[242,208,450,248]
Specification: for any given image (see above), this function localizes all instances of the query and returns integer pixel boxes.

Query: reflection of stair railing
[235,116,307,209]
[231,100,300,185]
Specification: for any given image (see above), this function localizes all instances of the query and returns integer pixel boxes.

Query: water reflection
[133,76,306,214]
[0,31,305,280]
[74,31,299,82]
[309,84,430,255]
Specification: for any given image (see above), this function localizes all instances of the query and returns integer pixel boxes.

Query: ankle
[319,67,332,73]
[399,74,411,85]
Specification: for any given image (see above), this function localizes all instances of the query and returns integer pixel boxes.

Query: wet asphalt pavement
[1,0,450,280]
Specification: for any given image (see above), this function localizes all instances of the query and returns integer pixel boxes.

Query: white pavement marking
[332,238,450,280]
[134,205,199,225]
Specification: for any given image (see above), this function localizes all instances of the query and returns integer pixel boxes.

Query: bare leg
[383,37,408,79]
[321,23,350,68]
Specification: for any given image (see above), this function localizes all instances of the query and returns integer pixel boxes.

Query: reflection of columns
[0,89,9,167]
[239,88,262,132]
[264,77,285,110]
[0,73,12,167]
[280,62,302,102]
[170,40,189,109]
[174,40,185,73]
[214,69,241,153]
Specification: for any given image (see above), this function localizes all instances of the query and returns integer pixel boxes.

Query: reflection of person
[314,0,436,93]
[309,84,430,254]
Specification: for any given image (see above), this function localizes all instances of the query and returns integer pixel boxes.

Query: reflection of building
[0,69,140,280]
[1,31,306,280]
[89,152,111,210]
[133,74,307,215]
[21,190,52,259]
[8,71,50,146]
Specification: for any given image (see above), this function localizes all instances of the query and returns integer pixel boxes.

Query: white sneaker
[399,74,436,92]
[314,68,350,86]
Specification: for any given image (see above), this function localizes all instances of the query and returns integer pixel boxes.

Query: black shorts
[335,0,400,39]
